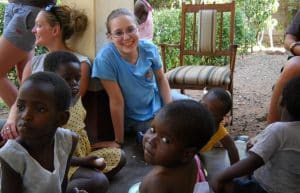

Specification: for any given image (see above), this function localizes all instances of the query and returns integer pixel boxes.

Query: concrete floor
[107,136,247,193]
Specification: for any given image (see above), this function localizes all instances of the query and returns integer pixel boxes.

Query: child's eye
[36,105,46,113]
[161,137,170,144]
[150,127,155,133]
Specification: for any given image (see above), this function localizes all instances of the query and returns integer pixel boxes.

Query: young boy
[129,100,215,193]
[200,88,239,165]
[211,76,300,193]
[0,72,80,193]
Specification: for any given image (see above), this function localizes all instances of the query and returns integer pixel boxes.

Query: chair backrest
[179,1,236,66]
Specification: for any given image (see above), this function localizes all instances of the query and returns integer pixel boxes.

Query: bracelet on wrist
[289,41,300,55]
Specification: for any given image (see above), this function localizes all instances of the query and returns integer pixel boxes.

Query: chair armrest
[159,43,180,72]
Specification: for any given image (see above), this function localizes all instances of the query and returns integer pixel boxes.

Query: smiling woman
[92,8,173,148]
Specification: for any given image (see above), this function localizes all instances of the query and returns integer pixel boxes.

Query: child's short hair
[204,87,232,116]
[44,51,80,72]
[281,76,300,120]
[157,99,215,150]
[25,71,71,111]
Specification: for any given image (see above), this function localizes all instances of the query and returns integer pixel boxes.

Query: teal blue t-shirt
[92,40,163,121]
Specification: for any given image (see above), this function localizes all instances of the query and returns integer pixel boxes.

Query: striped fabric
[197,10,217,53]
[166,65,230,86]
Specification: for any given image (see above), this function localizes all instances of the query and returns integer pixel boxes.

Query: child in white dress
[0,72,81,193]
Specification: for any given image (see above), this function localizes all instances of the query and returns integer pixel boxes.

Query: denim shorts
[3,3,41,51]
[233,176,267,193]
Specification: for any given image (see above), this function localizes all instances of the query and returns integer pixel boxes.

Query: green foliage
[235,0,279,44]
[0,3,5,34]
[153,7,255,70]
[150,0,179,9]
[153,9,181,70]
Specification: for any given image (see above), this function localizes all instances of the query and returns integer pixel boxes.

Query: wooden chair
[160,1,238,112]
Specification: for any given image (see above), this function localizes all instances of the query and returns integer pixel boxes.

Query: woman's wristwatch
[289,41,300,55]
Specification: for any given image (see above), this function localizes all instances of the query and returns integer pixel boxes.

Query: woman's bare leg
[0,38,33,107]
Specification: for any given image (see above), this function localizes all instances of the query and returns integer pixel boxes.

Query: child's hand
[82,155,106,170]
[73,187,88,193]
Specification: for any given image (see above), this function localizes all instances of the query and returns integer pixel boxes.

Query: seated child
[211,76,300,193]
[130,99,215,193]
[200,88,239,165]
[0,72,81,193]
[134,0,154,40]
[43,51,126,192]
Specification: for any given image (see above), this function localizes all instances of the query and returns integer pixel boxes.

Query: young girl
[1,4,92,140]
[134,0,154,40]
[44,51,126,192]
[92,8,172,147]
[130,100,215,193]
[0,71,78,193]
[212,76,300,193]
[200,88,239,165]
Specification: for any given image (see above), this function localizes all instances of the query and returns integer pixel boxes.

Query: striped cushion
[197,9,217,53]
[166,65,230,86]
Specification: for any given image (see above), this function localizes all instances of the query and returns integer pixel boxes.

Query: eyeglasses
[110,27,138,39]
[44,4,61,26]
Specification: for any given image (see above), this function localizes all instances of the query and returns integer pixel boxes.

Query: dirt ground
[185,50,288,138]
[219,50,287,138]
[0,50,288,138]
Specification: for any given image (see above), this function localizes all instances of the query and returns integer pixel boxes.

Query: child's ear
[57,111,70,126]
[182,147,197,163]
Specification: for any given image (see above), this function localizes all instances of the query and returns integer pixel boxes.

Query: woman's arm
[0,158,22,193]
[79,61,90,97]
[267,56,300,123]
[284,34,300,56]
[101,79,124,146]
[154,68,172,105]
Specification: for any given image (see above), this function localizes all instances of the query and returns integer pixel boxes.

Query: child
[211,76,300,193]
[200,88,239,165]
[44,51,126,192]
[134,0,154,40]
[130,100,215,193]
[0,72,79,193]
